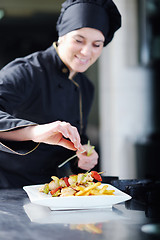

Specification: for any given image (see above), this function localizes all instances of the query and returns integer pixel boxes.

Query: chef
[0,0,121,188]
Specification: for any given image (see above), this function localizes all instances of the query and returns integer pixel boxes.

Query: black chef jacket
[0,44,94,188]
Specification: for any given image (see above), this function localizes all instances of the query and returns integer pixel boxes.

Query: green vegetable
[87,140,95,156]
[43,184,49,194]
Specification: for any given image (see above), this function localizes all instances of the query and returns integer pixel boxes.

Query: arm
[0,58,84,153]
[0,121,84,151]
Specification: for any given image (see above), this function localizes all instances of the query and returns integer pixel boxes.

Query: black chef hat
[56,0,121,46]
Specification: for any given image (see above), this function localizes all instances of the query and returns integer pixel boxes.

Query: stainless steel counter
[0,188,160,240]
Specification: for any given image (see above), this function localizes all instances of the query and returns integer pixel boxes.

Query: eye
[75,39,83,44]
[93,42,104,48]
[73,36,84,44]
[93,44,100,48]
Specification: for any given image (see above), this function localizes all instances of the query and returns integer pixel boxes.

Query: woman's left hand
[76,144,98,170]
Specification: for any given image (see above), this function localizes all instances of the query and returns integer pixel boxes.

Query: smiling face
[57,27,105,78]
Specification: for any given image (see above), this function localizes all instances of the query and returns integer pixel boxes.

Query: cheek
[92,49,102,60]
[89,49,103,66]
[66,45,77,58]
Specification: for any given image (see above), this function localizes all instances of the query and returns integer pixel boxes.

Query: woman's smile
[75,55,90,65]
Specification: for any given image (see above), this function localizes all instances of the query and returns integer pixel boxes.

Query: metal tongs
[58,140,95,168]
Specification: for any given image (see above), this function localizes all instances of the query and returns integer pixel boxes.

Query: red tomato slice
[64,177,70,187]
[91,171,102,182]
[50,187,61,195]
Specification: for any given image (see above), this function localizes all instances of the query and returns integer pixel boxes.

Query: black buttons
[57,83,63,89]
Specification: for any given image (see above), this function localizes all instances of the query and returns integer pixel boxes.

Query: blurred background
[0,0,160,179]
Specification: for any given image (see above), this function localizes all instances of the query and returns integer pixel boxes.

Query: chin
[75,66,90,73]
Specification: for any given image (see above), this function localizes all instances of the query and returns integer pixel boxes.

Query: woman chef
[0,0,121,188]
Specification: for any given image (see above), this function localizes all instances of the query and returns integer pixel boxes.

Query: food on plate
[39,171,115,197]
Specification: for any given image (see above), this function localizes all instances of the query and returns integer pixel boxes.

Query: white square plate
[23,183,131,210]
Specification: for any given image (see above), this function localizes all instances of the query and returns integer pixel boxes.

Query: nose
[80,44,92,57]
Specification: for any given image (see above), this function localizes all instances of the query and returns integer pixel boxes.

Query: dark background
[0,13,59,69]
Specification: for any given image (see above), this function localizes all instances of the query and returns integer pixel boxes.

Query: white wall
[99,0,153,179]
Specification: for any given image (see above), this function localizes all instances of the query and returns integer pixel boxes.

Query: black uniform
[0,44,94,188]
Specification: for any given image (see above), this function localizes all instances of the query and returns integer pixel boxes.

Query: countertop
[0,187,160,240]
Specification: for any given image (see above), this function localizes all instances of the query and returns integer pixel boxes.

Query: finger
[56,123,70,139]
[57,138,77,151]
[79,158,98,166]
[65,125,81,149]
[77,154,98,170]
[78,162,95,171]
[78,158,98,170]
[57,122,82,150]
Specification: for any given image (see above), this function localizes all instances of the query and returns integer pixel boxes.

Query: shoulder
[1,45,55,74]
[23,45,56,68]
[0,45,55,85]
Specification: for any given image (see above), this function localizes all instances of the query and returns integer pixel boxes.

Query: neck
[69,71,76,80]
[54,42,77,80]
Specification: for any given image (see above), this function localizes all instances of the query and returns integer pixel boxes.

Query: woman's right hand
[27,121,84,151]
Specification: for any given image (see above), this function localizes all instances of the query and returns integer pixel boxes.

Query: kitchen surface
[0,178,160,240]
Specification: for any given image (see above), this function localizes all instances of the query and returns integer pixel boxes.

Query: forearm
[0,126,36,141]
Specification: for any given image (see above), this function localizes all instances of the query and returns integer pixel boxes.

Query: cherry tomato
[91,171,102,182]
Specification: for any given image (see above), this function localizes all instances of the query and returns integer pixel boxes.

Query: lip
[75,56,90,65]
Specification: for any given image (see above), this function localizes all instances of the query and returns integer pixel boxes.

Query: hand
[28,121,83,151]
[76,143,98,170]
